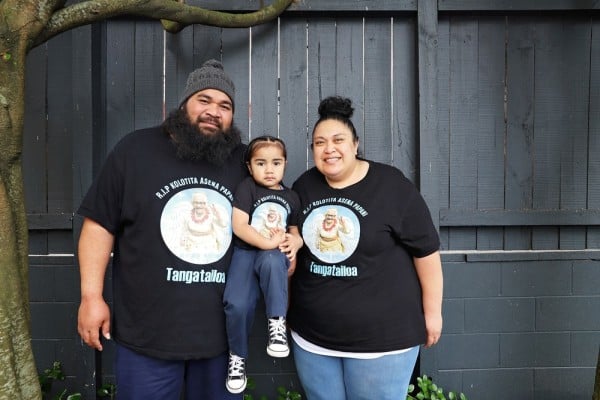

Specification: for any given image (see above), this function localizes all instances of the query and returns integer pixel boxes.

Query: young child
[223,135,302,394]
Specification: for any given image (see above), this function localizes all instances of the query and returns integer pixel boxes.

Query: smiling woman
[289,96,443,400]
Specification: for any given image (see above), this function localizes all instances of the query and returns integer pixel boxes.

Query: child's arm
[279,225,303,262]
[232,207,284,250]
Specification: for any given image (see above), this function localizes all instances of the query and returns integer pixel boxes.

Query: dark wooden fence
[25,1,600,399]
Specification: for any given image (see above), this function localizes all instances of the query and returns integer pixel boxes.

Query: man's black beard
[162,108,242,166]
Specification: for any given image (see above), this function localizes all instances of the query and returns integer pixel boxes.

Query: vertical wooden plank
[134,21,164,129]
[280,17,309,184]
[164,25,221,116]
[47,31,73,214]
[72,25,94,208]
[363,17,392,163]
[222,28,251,141]
[392,16,418,182]
[306,17,338,171]
[587,17,600,248]
[505,16,534,250]
[23,44,48,215]
[557,17,590,250]
[165,28,194,113]
[91,22,108,170]
[192,26,223,68]
[46,31,75,254]
[250,21,279,139]
[307,17,337,143]
[105,20,135,151]
[437,16,451,249]
[448,16,478,249]
[336,17,364,143]
[417,0,440,376]
[531,17,564,249]
[476,16,505,250]
[332,17,364,153]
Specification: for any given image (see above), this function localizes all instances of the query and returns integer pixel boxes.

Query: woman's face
[312,119,359,183]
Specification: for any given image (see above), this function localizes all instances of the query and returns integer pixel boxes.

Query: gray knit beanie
[179,59,235,109]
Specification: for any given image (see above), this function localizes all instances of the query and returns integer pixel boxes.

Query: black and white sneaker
[267,316,289,357]
[225,353,247,394]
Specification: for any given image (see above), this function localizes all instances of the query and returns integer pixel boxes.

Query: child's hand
[268,228,286,246]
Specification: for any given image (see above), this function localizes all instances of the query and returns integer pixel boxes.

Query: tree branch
[32,0,293,48]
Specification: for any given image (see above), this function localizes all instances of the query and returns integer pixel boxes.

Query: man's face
[184,88,233,135]
[192,198,207,211]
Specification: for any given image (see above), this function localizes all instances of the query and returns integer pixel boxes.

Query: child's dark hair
[245,135,287,163]
[313,96,358,141]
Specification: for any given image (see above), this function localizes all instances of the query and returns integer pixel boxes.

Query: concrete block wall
[29,255,95,399]
[28,253,600,399]
[428,252,600,400]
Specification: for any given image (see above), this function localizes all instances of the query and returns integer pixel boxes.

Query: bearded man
[76,60,248,399]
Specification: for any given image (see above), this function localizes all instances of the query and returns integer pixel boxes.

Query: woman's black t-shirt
[289,161,440,353]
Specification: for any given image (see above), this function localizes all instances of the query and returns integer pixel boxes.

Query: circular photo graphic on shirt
[302,205,360,264]
[251,202,288,239]
[160,188,232,265]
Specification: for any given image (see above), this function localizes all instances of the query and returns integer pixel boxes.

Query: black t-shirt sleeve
[393,183,440,257]
[77,145,125,234]
[232,177,255,214]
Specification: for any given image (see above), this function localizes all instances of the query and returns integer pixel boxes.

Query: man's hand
[78,297,111,351]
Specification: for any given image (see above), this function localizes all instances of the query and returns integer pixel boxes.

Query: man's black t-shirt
[78,126,248,359]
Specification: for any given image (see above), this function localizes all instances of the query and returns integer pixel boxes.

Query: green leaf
[277,386,287,394]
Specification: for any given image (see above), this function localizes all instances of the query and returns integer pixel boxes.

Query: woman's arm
[414,250,443,348]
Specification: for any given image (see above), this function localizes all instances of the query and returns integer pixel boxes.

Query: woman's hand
[424,313,443,347]
[279,227,303,261]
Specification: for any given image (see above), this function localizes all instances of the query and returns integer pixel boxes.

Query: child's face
[247,144,286,190]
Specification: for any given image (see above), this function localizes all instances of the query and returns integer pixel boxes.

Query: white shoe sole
[267,346,290,358]
[225,377,247,394]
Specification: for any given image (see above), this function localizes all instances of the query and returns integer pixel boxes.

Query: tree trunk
[0,24,43,400]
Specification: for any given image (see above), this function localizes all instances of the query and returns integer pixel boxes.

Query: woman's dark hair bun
[318,96,354,119]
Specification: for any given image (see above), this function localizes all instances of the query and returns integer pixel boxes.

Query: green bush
[39,361,115,400]
[243,377,302,400]
[407,375,468,400]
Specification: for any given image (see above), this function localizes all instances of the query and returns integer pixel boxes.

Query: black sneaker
[267,316,289,357]
[225,352,247,394]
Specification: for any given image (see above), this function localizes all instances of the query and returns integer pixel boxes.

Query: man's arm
[77,217,114,351]
[414,250,443,348]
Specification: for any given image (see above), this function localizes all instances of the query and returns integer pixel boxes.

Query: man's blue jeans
[292,337,419,400]
[224,247,289,357]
